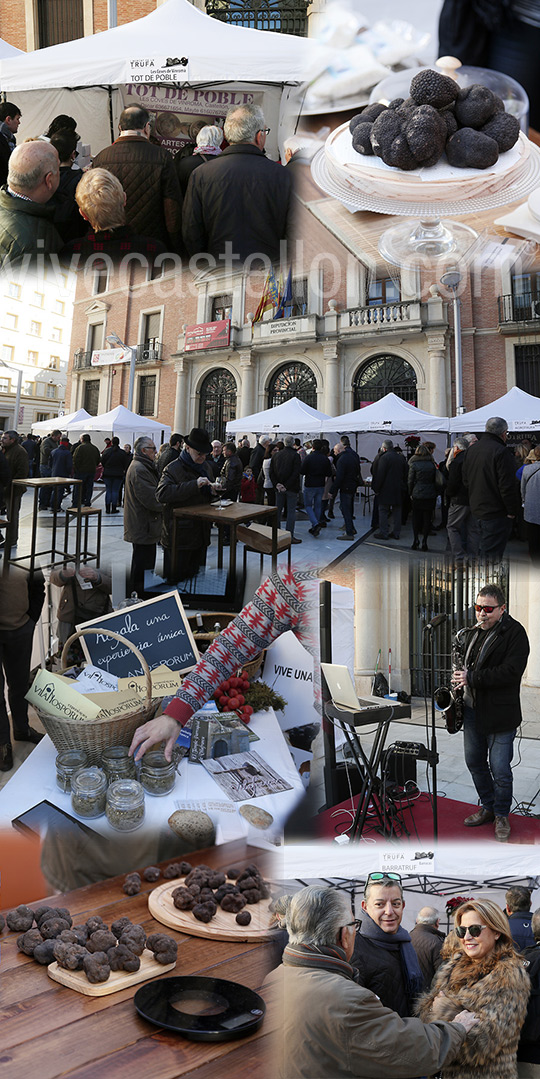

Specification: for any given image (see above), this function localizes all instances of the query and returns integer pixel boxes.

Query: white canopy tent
[329,393,450,434]
[226,396,332,437]
[0,0,326,155]
[66,404,171,448]
[0,36,21,58]
[31,408,92,435]
[451,385,540,433]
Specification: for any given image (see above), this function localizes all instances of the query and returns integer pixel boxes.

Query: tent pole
[108,87,114,144]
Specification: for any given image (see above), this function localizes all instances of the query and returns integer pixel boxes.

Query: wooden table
[172,503,278,601]
[0,841,275,1079]
[5,477,82,577]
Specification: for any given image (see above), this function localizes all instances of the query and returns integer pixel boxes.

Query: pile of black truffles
[169,862,270,928]
[9,902,177,984]
[350,69,520,170]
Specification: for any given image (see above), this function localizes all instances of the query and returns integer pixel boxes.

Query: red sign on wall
[184,320,231,352]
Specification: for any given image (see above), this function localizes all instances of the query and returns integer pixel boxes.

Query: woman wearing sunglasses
[418,898,530,1078]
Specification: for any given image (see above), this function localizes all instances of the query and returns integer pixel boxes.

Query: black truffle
[111,916,132,939]
[410,70,459,109]
[454,84,502,129]
[446,128,499,169]
[221,893,247,913]
[33,939,57,965]
[481,111,520,152]
[39,917,71,940]
[172,887,196,911]
[6,905,35,932]
[17,928,44,955]
[142,866,161,882]
[122,874,142,896]
[146,933,178,965]
[236,911,252,926]
[83,950,111,984]
[53,941,88,970]
[107,943,140,972]
[192,903,216,923]
[405,105,447,165]
[87,929,117,953]
[163,863,183,880]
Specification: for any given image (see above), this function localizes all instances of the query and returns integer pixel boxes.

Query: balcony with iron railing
[73,341,163,371]
[73,350,93,370]
[498,292,540,325]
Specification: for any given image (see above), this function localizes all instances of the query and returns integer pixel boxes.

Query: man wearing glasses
[451,583,529,842]
[264,884,477,1079]
[352,872,424,1017]
[182,102,292,265]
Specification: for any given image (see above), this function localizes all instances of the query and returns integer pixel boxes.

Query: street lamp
[106,331,136,412]
[440,268,466,416]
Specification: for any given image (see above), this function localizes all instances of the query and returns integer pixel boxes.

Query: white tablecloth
[0,708,304,846]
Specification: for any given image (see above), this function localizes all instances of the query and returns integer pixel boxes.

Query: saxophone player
[451,584,529,843]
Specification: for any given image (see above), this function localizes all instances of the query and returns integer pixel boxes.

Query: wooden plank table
[0,841,276,1079]
[172,503,278,600]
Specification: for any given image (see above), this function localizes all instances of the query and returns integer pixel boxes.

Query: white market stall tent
[0,0,326,156]
[329,393,450,434]
[451,385,540,433]
[31,408,91,435]
[226,396,332,437]
[0,36,21,58]
[66,404,171,448]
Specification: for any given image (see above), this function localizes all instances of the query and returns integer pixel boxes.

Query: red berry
[218,695,228,707]
[243,705,254,716]
[236,694,245,706]
[241,680,250,691]
[229,697,240,709]
[221,681,231,692]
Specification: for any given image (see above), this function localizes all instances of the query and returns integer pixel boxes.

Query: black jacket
[508,911,535,952]
[408,456,438,501]
[156,454,214,550]
[101,446,130,478]
[157,444,181,477]
[92,135,182,250]
[462,610,529,734]
[446,451,469,506]
[0,131,12,186]
[462,431,520,519]
[182,143,292,263]
[331,446,361,495]
[221,452,242,498]
[352,933,411,1017]
[410,923,445,990]
[519,943,540,1064]
[270,445,302,493]
[301,450,332,488]
[371,448,408,503]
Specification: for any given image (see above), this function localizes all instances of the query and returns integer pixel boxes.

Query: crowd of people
[265,875,540,1078]
[370,416,540,561]
[0,100,292,267]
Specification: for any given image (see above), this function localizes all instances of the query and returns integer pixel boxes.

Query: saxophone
[434,627,469,734]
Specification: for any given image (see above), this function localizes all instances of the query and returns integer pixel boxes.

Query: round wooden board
[148,878,274,941]
[47,947,176,996]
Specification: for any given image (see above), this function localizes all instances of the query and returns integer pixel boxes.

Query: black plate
[133,975,266,1042]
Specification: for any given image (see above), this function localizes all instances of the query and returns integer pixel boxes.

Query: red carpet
[318,791,540,844]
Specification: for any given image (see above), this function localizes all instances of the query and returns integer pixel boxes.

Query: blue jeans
[276,489,298,536]
[339,490,354,536]
[303,486,323,529]
[72,473,94,507]
[104,476,122,509]
[463,705,515,817]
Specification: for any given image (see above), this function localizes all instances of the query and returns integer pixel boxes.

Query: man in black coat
[331,441,361,541]
[249,435,271,503]
[446,436,480,561]
[182,103,292,264]
[220,442,242,501]
[462,416,520,558]
[518,910,540,1071]
[270,435,302,543]
[410,907,445,989]
[452,582,529,842]
[505,886,535,952]
[352,872,424,1018]
[371,439,408,541]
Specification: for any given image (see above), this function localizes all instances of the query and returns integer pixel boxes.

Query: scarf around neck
[180,447,207,476]
[283,942,355,981]
[360,909,424,1002]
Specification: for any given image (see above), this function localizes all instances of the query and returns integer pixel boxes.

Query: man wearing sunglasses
[264,884,477,1079]
[451,583,529,842]
[351,872,425,1018]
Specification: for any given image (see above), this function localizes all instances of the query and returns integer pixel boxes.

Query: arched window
[268,361,317,408]
[199,370,237,441]
[353,354,417,407]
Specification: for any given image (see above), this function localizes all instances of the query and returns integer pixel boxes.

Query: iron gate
[206,0,310,35]
[409,560,510,696]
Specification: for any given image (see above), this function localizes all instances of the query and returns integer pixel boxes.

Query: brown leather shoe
[0,742,13,771]
[464,807,495,827]
[495,815,511,842]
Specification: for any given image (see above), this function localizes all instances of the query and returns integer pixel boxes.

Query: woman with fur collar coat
[417,898,530,1079]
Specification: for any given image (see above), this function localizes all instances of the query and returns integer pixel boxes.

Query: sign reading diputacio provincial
[78,591,199,678]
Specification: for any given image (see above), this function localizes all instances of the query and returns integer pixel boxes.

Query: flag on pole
[274,268,293,319]
[253,270,279,322]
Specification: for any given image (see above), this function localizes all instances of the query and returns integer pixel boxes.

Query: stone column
[237,348,255,416]
[323,343,340,416]
[355,561,410,696]
[426,333,448,417]
[173,356,189,434]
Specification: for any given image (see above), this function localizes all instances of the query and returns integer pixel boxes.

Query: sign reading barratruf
[78,591,199,678]
[184,320,231,352]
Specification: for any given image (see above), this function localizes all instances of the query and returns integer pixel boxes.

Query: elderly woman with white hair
[174,124,223,195]
[59,167,166,262]
[263,884,477,1079]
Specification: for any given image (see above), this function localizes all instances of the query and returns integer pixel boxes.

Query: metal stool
[64,507,102,565]
[237,523,291,575]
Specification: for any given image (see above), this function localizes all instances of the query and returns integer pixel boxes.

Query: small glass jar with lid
[101,745,137,784]
[106,779,145,831]
[71,767,107,818]
[56,749,88,793]
[140,750,177,797]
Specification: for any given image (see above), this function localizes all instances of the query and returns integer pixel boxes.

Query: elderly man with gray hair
[182,102,292,264]
[123,436,163,597]
[0,140,62,264]
[410,906,446,989]
[264,885,477,1079]
[462,416,520,558]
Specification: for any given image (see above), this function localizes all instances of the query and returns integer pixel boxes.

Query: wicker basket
[33,627,159,765]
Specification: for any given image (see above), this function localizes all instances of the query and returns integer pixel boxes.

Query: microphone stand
[422,613,446,840]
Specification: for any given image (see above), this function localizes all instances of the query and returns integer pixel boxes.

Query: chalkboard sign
[78,591,199,678]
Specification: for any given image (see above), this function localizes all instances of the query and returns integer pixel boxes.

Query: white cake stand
[311,141,540,267]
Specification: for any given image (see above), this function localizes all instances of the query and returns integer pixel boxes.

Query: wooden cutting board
[47,947,176,996]
[148,878,274,942]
